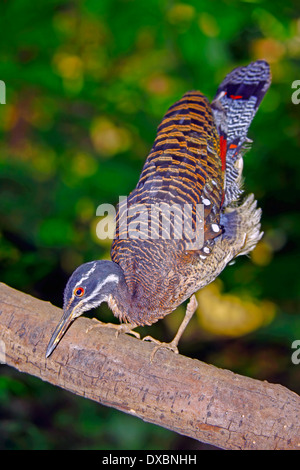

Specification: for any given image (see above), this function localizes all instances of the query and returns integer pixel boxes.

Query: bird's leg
[143,294,198,362]
[86,318,140,339]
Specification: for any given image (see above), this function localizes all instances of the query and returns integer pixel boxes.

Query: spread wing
[112,91,224,254]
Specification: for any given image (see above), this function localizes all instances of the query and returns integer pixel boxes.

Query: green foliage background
[0,0,300,450]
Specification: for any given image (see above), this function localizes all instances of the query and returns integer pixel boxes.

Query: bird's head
[46,260,121,358]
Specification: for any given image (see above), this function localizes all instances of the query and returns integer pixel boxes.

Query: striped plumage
[111,60,270,326]
[212,59,271,206]
[46,60,271,359]
[111,91,225,325]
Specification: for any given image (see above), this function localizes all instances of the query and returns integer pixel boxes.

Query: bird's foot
[86,318,140,339]
[142,294,198,362]
[116,322,140,339]
[142,336,179,362]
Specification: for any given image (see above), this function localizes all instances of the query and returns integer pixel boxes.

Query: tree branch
[0,282,299,450]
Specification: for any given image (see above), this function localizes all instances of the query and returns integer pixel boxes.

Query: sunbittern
[46,60,271,359]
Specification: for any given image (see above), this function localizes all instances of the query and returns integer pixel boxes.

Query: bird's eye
[74,287,85,297]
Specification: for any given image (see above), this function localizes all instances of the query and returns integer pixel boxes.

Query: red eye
[74,287,85,297]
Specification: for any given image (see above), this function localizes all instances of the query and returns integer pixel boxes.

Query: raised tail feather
[211,60,271,208]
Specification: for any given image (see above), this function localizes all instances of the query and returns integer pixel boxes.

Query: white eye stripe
[82,274,119,305]
[74,262,97,290]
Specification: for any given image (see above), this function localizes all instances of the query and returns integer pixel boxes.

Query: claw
[86,318,140,339]
[142,294,198,362]
[143,336,179,362]
[115,323,140,339]
[85,318,106,334]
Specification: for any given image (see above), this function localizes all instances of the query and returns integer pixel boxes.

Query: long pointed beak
[46,309,75,358]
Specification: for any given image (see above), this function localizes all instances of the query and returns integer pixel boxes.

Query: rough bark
[0,282,299,450]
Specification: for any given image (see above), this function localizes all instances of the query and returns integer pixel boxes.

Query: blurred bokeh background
[0,0,300,450]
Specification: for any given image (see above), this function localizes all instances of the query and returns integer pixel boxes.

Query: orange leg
[143,294,198,361]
